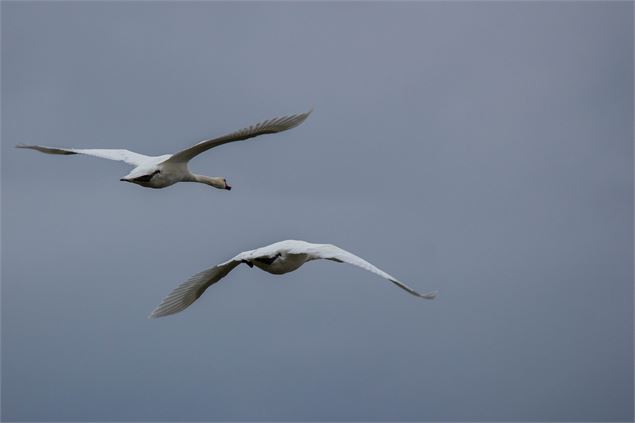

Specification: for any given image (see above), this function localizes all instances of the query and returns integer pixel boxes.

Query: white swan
[150,240,437,318]
[17,110,312,190]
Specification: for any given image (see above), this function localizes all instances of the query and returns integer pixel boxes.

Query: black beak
[225,184,232,191]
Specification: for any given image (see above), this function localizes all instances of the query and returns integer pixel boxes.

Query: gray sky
[2,1,633,421]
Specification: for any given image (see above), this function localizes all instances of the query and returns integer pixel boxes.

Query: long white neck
[189,173,227,189]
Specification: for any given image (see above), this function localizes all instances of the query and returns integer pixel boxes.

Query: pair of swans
[19,110,437,318]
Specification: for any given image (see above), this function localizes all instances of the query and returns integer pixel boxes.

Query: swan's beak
[120,178,131,183]
[225,183,232,191]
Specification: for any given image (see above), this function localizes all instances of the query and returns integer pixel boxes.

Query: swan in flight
[17,110,312,190]
[150,240,437,318]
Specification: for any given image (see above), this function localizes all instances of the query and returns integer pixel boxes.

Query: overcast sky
[2,1,633,421]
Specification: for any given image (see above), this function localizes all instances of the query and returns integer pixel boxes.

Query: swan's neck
[189,173,227,189]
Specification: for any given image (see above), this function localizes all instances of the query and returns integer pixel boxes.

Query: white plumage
[150,240,437,318]
[17,110,312,190]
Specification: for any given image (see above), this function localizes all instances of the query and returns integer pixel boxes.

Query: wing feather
[149,259,241,318]
[165,109,312,164]
[16,145,149,166]
[308,244,437,299]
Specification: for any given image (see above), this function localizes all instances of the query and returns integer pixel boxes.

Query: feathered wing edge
[305,243,437,299]
[165,109,313,163]
[149,259,241,318]
[16,145,149,166]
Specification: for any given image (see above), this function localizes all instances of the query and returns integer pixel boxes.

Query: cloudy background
[2,1,633,421]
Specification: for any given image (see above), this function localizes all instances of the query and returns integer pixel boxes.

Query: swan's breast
[146,172,178,188]
[143,161,189,188]
[254,253,309,275]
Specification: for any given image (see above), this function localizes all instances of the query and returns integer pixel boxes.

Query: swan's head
[193,175,231,190]
[210,177,231,190]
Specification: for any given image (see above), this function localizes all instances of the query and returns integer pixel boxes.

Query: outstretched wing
[305,243,437,299]
[165,109,312,164]
[149,259,241,318]
[16,145,149,167]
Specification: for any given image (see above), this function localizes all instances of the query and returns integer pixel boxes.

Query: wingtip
[148,306,179,319]
[421,290,438,300]
[148,309,161,319]
[297,108,313,121]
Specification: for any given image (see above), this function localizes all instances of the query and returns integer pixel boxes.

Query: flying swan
[17,110,312,190]
[150,240,437,318]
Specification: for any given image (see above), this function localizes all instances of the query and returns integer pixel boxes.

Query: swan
[149,240,437,318]
[16,110,312,190]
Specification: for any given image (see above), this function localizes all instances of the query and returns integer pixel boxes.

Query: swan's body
[150,240,437,318]
[17,110,312,190]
